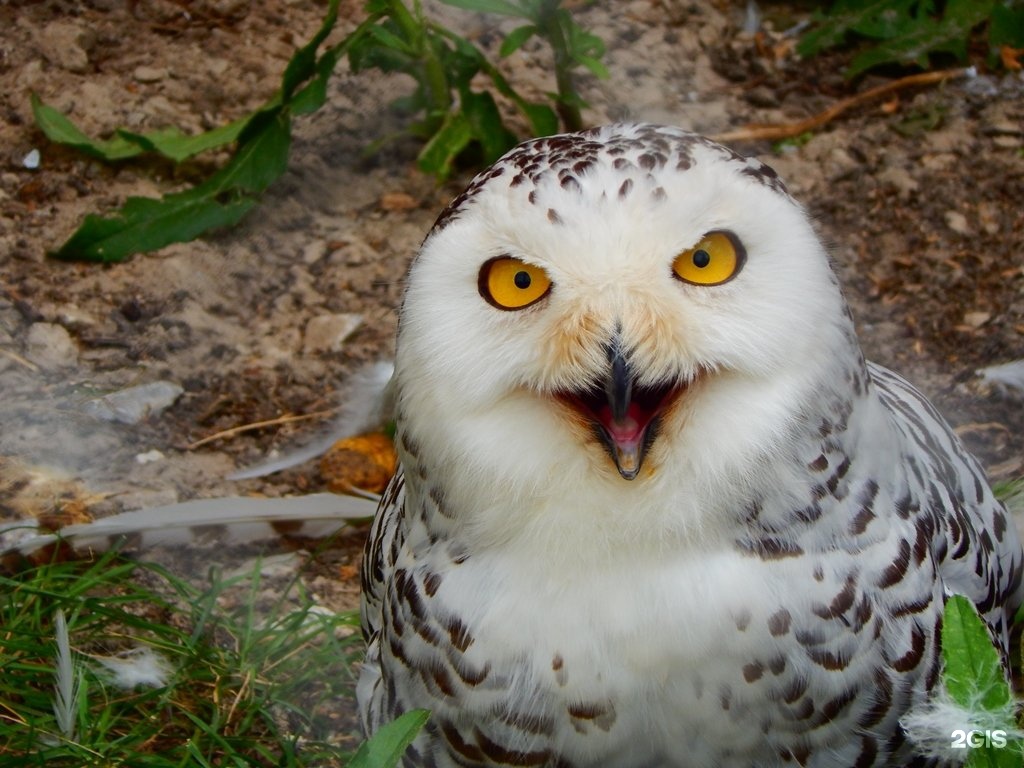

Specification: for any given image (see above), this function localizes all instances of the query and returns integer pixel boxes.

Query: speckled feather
[359,124,1024,768]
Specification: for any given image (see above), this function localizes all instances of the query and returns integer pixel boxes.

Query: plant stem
[387,0,452,123]
[536,1,582,131]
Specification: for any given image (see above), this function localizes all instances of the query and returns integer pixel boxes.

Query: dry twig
[185,409,336,450]
[711,67,968,144]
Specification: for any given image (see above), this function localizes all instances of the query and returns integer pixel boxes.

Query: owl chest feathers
[378,426,943,765]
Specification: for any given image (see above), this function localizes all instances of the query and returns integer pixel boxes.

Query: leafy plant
[34,0,372,263]
[798,0,1024,78]
[438,0,608,132]
[346,0,558,180]
[34,0,605,262]
[1,551,365,766]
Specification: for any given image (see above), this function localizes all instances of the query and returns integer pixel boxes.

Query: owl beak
[558,340,677,481]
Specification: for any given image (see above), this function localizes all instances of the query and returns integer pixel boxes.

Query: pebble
[302,240,327,265]
[133,65,168,83]
[303,313,362,354]
[82,380,184,424]
[25,322,79,369]
[135,449,166,465]
[962,311,990,329]
[875,166,919,197]
[379,192,419,212]
[944,210,971,235]
[39,20,94,74]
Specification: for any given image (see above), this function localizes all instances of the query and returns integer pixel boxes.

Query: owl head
[394,125,859,540]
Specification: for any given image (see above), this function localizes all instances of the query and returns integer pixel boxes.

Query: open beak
[558,339,684,480]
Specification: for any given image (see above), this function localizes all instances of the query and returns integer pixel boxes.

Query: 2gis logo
[950,729,1008,749]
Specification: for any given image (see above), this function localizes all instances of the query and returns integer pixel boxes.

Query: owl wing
[360,469,407,641]
[869,362,1024,652]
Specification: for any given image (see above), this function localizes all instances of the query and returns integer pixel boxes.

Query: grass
[0,549,365,766]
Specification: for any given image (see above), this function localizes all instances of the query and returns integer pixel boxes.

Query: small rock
[83,380,184,424]
[302,240,327,265]
[135,449,166,464]
[944,210,971,235]
[40,20,95,73]
[875,166,919,197]
[303,313,363,354]
[26,322,79,369]
[993,135,1022,150]
[977,202,1001,235]
[206,57,230,77]
[379,192,419,212]
[133,65,168,83]
[962,311,991,329]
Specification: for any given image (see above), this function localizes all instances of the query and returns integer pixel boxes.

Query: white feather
[5,493,379,558]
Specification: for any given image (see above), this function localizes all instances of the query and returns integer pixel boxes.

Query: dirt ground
[1,0,1023,751]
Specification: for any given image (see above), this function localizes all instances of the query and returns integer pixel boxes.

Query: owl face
[396,125,852,501]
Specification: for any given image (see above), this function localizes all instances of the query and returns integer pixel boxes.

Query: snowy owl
[357,123,1024,767]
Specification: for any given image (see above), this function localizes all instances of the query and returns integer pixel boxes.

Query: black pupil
[692,249,711,268]
[514,271,532,289]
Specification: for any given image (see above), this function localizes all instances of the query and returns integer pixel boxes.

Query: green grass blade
[437,0,526,18]
[349,710,430,768]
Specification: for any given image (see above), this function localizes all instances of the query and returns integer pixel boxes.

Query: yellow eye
[672,231,745,286]
[479,257,552,310]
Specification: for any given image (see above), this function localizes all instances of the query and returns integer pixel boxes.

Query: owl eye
[672,231,745,286]
[479,257,552,310]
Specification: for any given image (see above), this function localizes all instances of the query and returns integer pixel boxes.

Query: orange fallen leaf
[1001,45,1023,71]
[320,432,397,495]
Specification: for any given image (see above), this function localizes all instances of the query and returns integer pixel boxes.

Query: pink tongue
[598,402,649,445]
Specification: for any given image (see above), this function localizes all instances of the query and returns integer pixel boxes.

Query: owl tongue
[596,401,653,480]
[599,403,646,445]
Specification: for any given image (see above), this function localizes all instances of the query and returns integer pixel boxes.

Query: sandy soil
[1,0,1023,751]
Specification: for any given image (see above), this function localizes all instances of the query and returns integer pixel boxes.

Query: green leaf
[366,23,417,56]
[520,101,559,136]
[31,94,143,161]
[500,24,539,56]
[348,710,429,768]
[575,53,609,79]
[797,0,909,57]
[51,194,256,263]
[942,595,1011,712]
[990,3,1024,49]
[844,3,986,78]
[281,0,341,99]
[461,89,516,162]
[437,0,527,18]
[417,111,473,178]
[115,115,251,163]
[291,14,380,116]
[216,109,292,193]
